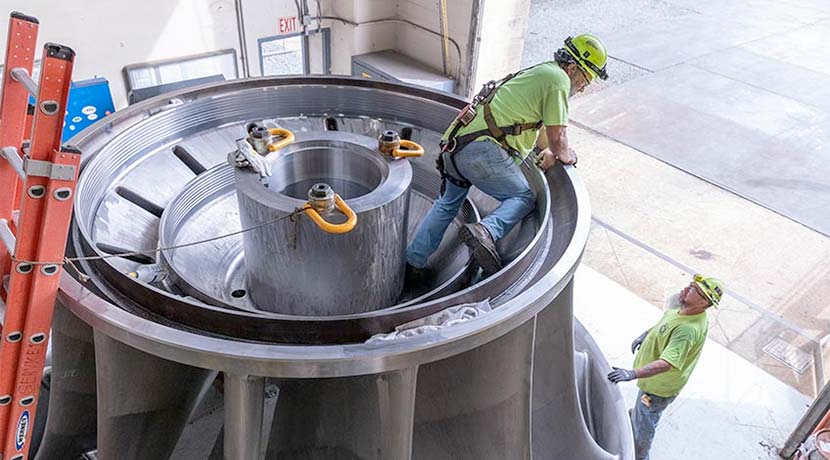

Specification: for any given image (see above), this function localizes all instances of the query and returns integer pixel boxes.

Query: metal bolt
[41,264,59,276]
[380,130,399,143]
[378,130,401,156]
[308,183,335,214]
[19,396,34,406]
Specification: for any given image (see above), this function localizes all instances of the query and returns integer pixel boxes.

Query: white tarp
[366,299,492,344]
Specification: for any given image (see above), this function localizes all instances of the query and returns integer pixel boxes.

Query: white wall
[473,0,532,89]
[397,0,477,95]
[0,0,486,110]
[1,0,242,109]
[325,0,398,76]
[0,0,320,109]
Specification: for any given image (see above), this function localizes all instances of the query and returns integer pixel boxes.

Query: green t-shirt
[443,62,571,161]
[634,297,708,397]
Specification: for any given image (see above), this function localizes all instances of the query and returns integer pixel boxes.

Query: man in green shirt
[608,274,725,460]
[405,34,608,277]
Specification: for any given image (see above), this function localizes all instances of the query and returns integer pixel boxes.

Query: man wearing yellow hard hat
[406,34,608,279]
[608,274,725,460]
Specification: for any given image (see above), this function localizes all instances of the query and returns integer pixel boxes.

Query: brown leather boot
[458,223,502,275]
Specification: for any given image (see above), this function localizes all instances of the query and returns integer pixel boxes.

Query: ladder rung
[9,67,38,97]
[0,219,15,255]
[0,146,24,180]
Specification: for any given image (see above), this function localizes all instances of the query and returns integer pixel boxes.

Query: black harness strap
[437,63,546,193]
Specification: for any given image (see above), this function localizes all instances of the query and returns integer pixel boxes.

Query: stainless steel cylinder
[233,137,412,315]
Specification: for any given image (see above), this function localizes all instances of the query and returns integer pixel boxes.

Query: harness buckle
[445,137,458,153]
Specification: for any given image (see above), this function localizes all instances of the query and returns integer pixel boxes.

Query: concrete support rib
[412,318,536,460]
[267,367,418,459]
[93,333,217,460]
[223,373,266,460]
[34,301,98,460]
[531,281,616,460]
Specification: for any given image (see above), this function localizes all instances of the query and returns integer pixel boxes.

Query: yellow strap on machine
[303,194,357,234]
[266,128,295,152]
[392,140,424,158]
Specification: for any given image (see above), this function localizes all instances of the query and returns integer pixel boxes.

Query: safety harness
[438,64,543,190]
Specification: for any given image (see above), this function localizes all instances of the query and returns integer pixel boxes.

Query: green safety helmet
[693,274,725,307]
[563,34,609,81]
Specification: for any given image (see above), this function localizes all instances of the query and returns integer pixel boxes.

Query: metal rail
[9,68,38,97]
[0,219,15,255]
[0,147,24,180]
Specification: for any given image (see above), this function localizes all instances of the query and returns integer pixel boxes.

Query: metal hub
[70,90,551,343]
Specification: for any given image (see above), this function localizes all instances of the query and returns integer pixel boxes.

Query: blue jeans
[406,140,535,268]
[631,389,677,460]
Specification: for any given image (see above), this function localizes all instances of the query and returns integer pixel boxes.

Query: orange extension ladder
[0,11,79,460]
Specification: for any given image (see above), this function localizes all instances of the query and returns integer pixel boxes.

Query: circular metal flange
[58,162,589,378]
[68,77,554,344]
[159,132,478,314]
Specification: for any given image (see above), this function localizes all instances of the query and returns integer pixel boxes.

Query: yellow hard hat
[693,274,725,307]
[564,34,608,81]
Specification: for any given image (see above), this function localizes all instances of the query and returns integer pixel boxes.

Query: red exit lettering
[279,16,298,34]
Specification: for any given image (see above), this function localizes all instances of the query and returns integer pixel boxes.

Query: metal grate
[763,336,812,374]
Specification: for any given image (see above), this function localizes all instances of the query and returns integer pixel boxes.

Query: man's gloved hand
[230,138,272,178]
[631,330,649,354]
[607,367,637,383]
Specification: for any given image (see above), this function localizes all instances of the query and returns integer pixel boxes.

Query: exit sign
[279,16,298,33]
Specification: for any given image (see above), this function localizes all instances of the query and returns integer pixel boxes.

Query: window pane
[125,50,238,91]
[261,36,303,76]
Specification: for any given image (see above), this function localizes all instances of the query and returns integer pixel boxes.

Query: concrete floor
[524,0,830,397]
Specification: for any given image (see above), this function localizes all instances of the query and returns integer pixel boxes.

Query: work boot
[458,223,502,276]
[405,263,430,288]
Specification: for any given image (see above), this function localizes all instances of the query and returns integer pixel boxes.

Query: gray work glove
[607,367,637,383]
[230,138,272,178]
[631,330,649,354]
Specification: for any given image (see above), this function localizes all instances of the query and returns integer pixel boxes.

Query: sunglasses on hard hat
[575,64,592,85]
[690,282,708,299]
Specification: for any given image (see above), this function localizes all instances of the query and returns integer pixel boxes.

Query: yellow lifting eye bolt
[246,123,295,154]
[377,130,424,159]
[266,127,295,152]
[303,183,357,234]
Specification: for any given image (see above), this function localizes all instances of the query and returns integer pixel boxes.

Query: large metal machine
[29,76,634,459]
